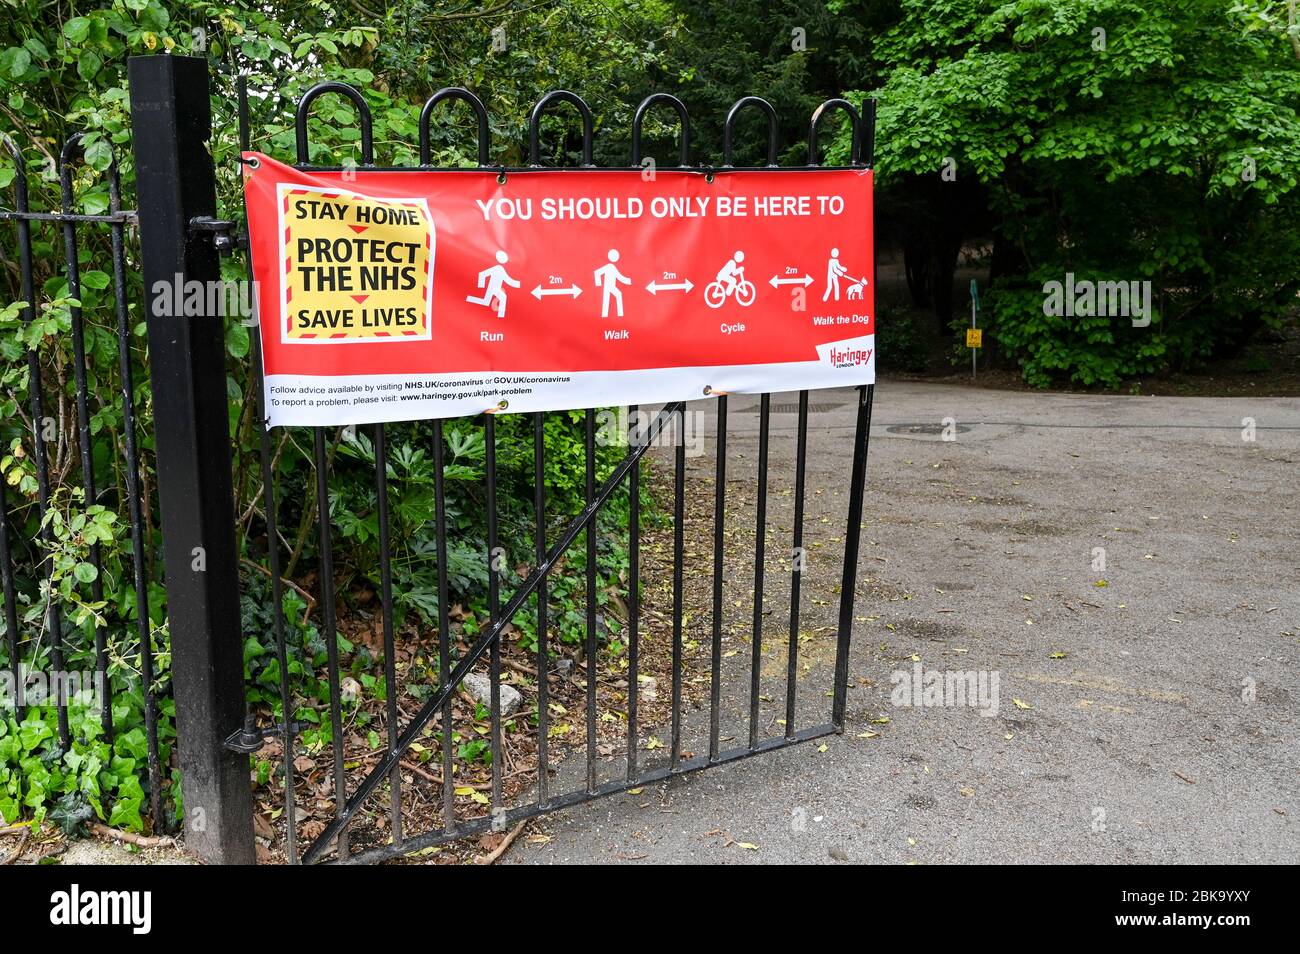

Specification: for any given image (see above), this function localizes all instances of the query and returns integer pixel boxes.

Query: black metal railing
[0,133,164,825]
[230,80,877,865]
[4,57,879,865]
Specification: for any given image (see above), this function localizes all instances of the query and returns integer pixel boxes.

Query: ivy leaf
[76,49,101,82]
[1,47,31,80]
[63,17,92,44]
[22,38,50,62]
[226,319,250,358]
[115,727,149,762]
[83,138,112,172]
[81,189,109,215]
[108,794,143,832]
[49,791,94,837]
[80,269,110,290]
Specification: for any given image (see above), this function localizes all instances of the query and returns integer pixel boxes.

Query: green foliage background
[0,0,1297,832]
[855,0,1300,386]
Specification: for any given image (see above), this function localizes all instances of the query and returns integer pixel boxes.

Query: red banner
[243,153,874,425]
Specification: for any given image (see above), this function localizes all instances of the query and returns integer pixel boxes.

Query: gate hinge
[189,215,248,255]
[224,714,301,754]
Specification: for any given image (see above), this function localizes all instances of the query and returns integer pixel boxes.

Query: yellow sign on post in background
[966,328,982,348]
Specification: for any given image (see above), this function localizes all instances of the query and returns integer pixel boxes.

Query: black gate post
[128,54,255,865]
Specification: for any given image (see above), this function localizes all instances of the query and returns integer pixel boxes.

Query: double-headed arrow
[645,278,694,295]
[769,273,813,288]
[531,283,582,300]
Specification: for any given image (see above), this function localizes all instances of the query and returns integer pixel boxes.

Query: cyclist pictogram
[704,251,756,308]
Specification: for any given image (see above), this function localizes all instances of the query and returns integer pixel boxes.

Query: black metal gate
[2,54,876,864]
[231,78,879,865]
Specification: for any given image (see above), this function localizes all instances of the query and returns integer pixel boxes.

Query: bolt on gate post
[128,54,255,864]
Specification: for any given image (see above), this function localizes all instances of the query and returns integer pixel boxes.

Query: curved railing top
[528,90,594,167]
[722,96,778,168]
[631,93,691,167]
[295,81,374,166]
[809,98,862,167]
[270,82,873,171]
[420,87,491,167]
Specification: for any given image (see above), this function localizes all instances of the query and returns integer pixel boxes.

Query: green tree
[0,0,678,832]
[849,0,1300,387]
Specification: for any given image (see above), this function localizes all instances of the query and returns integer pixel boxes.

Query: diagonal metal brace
[302,401,686,864]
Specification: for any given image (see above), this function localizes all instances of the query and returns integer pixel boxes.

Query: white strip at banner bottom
[263,334,874,427]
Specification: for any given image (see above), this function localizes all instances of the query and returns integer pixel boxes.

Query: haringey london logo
[828,344,873,368]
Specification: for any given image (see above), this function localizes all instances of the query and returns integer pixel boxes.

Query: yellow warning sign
[966,328,982,348]
[278,184,434,343]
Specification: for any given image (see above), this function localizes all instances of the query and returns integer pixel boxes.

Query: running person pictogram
[466,249,520,318]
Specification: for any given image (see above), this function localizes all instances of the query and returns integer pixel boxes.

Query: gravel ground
[512,380,1300,864]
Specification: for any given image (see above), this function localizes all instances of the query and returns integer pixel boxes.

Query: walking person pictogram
[593,249,631,318]
[466,249,520,318]
[823,247,850,302]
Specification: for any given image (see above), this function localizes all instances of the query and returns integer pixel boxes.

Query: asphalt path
[514,381,1300,864]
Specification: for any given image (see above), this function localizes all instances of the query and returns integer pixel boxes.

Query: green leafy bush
[0,693,173,831]
[2,0,676,834]
[841,0,1300,387]
[876,311,929,373]
[984,274,1167,389]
